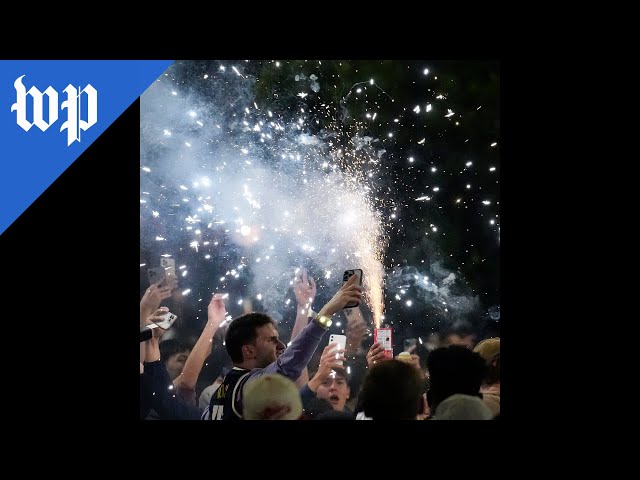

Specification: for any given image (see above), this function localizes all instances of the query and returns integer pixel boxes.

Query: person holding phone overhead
[203,274,362,420]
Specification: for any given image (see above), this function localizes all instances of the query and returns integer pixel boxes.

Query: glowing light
[406,300,412,306]
[491,142,498,147]
[188,111,196,118]
[257,294,263,300]
[482,200,491,205]
[142,166,151,172]
[409,157,414,162]
[275,61,280,67]
[466,184,471,189]
[185,142,191,147]
[182,289,191,295]
[356,88,362,93]
[163,129,171,136]
[369,79,374,85]
[426,104,432,112]
[432,227,438,232]
[240,225,251,236]
[490,167,496,171]
[423,68,429,75]
[433,187,440,191]
[490,220,496,225]
[466,161,472,167]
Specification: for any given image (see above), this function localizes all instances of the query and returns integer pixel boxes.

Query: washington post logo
[11,75,97,146]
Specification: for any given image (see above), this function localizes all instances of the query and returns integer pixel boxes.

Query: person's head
[225,313,286,368]
[359,359,427,420]
[243,374,303,420]
[473,337,500,385]
[431,394,493,420]
[441,322,476,349]
[159,339,191,380]
[314,368,351,412]
[426,345,486,414]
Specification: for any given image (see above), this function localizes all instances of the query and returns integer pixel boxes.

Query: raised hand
[140,282,173,321]
[145,307,172,339]
[366,342,389,368]
[308,343,346,392]
[293,268,316,306]
[318,274,363,317]
[345,319,368,355]
[208,293,228,328]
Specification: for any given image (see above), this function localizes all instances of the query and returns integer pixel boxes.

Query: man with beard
[203,274,362,420]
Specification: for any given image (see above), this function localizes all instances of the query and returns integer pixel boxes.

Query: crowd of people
[139,270,500,420]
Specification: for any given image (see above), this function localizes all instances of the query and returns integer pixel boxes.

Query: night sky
[140,59,500,357]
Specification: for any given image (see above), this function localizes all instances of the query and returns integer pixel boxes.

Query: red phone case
[374,328,393,359]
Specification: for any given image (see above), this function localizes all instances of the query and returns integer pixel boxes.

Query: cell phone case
[161,257,176,276]
[342,269,363,308]
[153,313,178,330]
[147,267,167,286]
[329,334,347,366]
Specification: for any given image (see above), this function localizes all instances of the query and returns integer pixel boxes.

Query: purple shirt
[203,319,327,420]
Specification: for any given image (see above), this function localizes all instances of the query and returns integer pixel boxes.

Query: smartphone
[161,257,176,277]
[329,334,347,366]
[404,338,418,353]
[150,311,178,330]
[374,328,393,359]
[342,269,363,308]
[147,266,167,287]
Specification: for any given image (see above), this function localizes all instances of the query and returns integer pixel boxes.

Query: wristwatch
[313,314,333,329]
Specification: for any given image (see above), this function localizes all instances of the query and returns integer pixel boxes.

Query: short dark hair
[225,313,275,363]
[427,345,486,413]
[159,339,191,364]
[359,360,424,420]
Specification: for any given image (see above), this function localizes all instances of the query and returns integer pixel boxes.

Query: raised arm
[173,293,227,402]
[233,275,362,409]
[291,269,316,387]
[142,309,201,420]
[291,269,316,341]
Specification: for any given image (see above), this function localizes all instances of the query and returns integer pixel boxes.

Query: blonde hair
[243,374,303,420]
